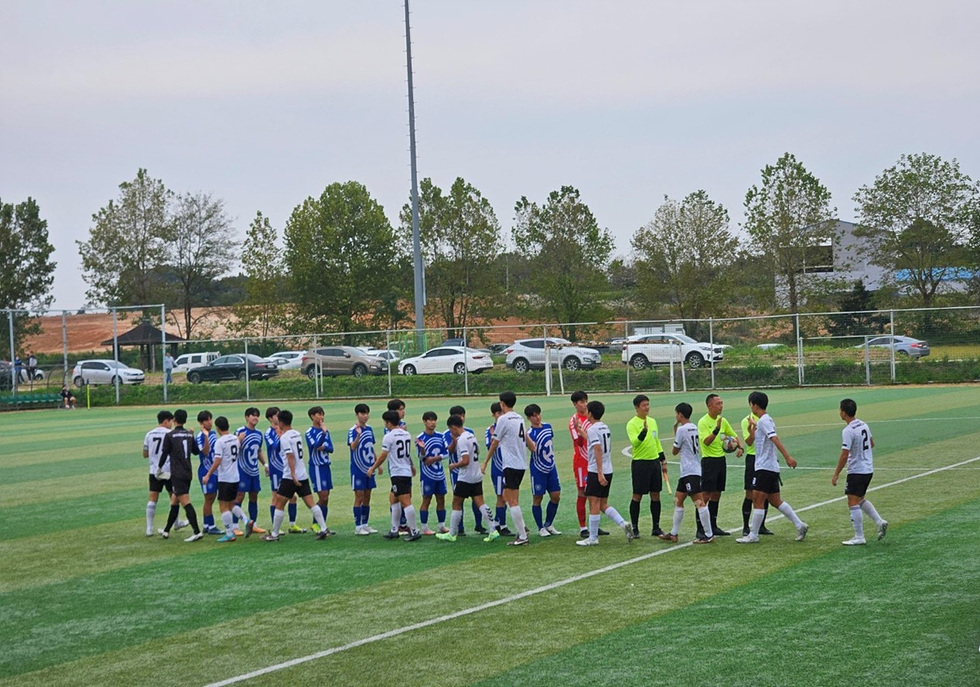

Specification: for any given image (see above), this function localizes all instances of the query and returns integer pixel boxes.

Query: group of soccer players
[142,389,887,548]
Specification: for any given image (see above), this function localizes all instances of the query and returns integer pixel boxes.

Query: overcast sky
[2,0,978,310]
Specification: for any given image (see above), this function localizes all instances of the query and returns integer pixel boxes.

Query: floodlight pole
[405,0,425,346]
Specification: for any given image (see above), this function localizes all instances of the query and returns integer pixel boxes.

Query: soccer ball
[722,436,739,453]
[156,469,171,480]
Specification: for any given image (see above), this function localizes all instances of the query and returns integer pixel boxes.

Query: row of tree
[2,152,979,349]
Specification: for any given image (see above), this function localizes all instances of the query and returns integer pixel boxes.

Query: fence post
[385,329,392,397]
[313,334,320,399]
[244,337,250,401]
[61,310,69,389]
[161,304,168,403]
[889,310,896,382]
[624,320,630,393]
[795,313,803,386]
[112,307,120,405]
[462,325,469,395]
[709,318,716,389]
[6,310,16,397]
[864,335,871,385]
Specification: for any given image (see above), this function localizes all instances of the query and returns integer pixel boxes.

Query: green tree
[233,211,287,338]
[744,153,837,312]
[401,177,503,338]
[78,169,172,308]
[0,196,56,353]
[828,280,887,337]
[632,191,738,327]
[854,153,980,309]
[283,181,406,337]
[512,186,613,340]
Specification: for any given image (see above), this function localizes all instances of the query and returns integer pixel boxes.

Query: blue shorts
[421,477,448,497]
[238,473,262,494]
[198,466,218,495]
[269,470,283,493]
[491,466,505,496]
[530,466,561,496]
[310,463,333,493]
[351,470,377,492]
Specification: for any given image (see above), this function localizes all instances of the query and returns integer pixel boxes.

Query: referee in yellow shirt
[626,394,668,537]
[697,394,743,538]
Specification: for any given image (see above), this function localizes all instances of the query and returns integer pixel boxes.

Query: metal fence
[3,304,979,407]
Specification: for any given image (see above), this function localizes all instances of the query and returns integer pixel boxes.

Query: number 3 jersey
[842,419,874,474]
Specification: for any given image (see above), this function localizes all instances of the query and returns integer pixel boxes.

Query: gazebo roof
[100,322,186,346]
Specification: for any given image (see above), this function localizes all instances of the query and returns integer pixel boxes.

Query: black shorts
[172,478,191,497]
[743,454,756,490]
[700,457,727,492]
[585,472,612,498]
[454,480,483,499]
[677,475,702,495]
[148,474,173,495]
[631,460,663,494]
[502,468,525,491]
[845,472,873,497]
[278,478,313,500]
[390,475,413,497]
[218,481,239,502]
[751,469,781,495]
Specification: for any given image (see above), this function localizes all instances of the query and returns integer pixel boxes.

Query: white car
[72,359,146,387]
[621,333,724,369]
[504,338,602,373]
[266,351,305,370]
[173,351,219,373]
[364,348,401,364]
[398,346,493,375]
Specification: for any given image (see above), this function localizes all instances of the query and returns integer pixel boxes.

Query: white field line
[205,454,980,687]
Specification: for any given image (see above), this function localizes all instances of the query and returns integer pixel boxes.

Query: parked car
[398,346,493,375]
[300,346,388,379]
[0,360,13,390]
[186,354,279,384]
[364,348,401,364]
[621,333,724,369]
[72,359,146,387]
[173,351,219,373]
[266,351,305,370]
[504,338,602,373]
[854,335,930,359]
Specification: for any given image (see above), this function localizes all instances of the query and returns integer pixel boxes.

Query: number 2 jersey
[842,419,874,474]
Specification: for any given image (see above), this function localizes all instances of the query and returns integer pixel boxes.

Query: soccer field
[2,386,979,686]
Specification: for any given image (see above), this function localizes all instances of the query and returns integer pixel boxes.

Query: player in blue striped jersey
[485,402,512,535]
[349,403,378,535]
[195,410,223,535]
[306,405,334,535]
[443,405,485,536]
[235,407,268,535]
[265,407,303,534]
[525,404,563,537]
[417,411,449,535]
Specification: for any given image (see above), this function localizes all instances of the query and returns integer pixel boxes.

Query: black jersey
[160,426,199,482]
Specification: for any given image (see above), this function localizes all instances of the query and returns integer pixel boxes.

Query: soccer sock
[629,500,640,529]
[420,509,429,526]
[707,500,720,529]
[322,506,328,529]
[436,509,446,527]
[450,509,462,536]
[165,504,179,532]
[146,501,156,531]
[248,500,258,522]
[363,505,370,527]
[650,499,661,529]
[203,513,215,529]
[312,505,326,530]
[603,506,626,527]
[588,513,600,540]
[496,506,507,529]
[404,505,418,533]
[272,508,285,536]
[353,505,362,527]
[750,508,765,536]
[532,504,544,529]
[545,500,559,527]
[762,501,770,528]
[671,506,684,535]
[697,506,713,539]
[390,503,403,532]
[221,510,234,535]
[288,502,298,524]
[849,505,864,538]
[481,504,499,531]
[777,501,803,529]
[183,504,200,534]
[510,506,527,539]
[577,496,587,528]
[472,501,483,528]
[860,499,883,525]
[232,504,247,524]
[742,498,752,529]
[233,501,243,524]
[270,505,276,523]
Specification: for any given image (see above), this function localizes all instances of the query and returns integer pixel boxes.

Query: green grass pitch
[2,386,979,686]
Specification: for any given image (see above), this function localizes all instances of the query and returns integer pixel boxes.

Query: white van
[173,351,219,373]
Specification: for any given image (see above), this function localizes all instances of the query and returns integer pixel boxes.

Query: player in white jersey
[202,416,253,542]
[737,391,809,544]
[349,403,378,535]
[484,391,536,546]
[443,404,484,536]
[485,402,514,536]
[576,400,633,546]
[368,410,422,541]
[264,407,303,534]
[832,398,888,545]
[235,407,267,535]
[143,410,175,536]
[659,402,714,544]
[524,404,562,537]
[436,415,501,543]
[262,409,328,542]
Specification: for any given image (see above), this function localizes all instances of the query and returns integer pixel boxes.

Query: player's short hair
[354,403,370,414]
[449,405,465,416]
[422,411,437,422]
[587,400,605,420]
[245,407,260,418]
[748,391,769,411]
[382,410,401,426]
[524,403,541,418]
[446,414,464,428]
[570,390,588,404]
[705,393,719,406]
[157,410,174,424]
[675,402,692,419]
[308,405,324,418]
[197,410,212,423]
[499,391,517,408]
[840,398,857,417]
[633,394,649,408]
[265,406,279,420]
[174,409,188,424]
[215,416,229,431]
[278,409,293,426]
[490,401,501,415]
[387,399,405,411]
